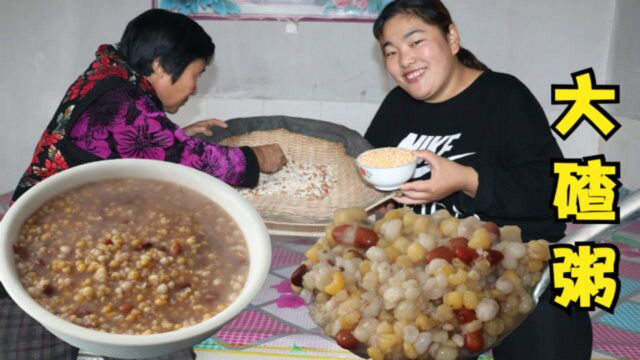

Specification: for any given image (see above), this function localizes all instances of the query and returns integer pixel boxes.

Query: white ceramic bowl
[0,159,271,359]
[356,148,418,191]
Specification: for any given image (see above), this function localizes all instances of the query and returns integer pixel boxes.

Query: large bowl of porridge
[0,159,271,359]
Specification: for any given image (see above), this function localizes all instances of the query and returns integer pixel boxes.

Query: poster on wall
[154,0,392,21]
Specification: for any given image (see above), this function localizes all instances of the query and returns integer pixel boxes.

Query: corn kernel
[407,242,426,263]
[377,320,393,335]
[527,240,551,260]
[128,270,140,281]
[374,219,384,233]
[527,259,543,272]
[377,239,391,249]
[343,251,355,260]
[469,228,491,249]
[325,225,337,246]
[439,217,460,237]
[384,246,400,262]
[324,272,345,295]
[403,342,418,359]
[448,269,468,286]
[443,291,464,310]
[395,255,412,268]
[340,311,361,329]
[502,270,522,287]
[384,208,405,221]
[359,260,371,274]
[379,310,394,323]
[305,244,321,263]
[378,333,398,352]
[393,236,411,253]
[350,289,362,299]
[412,216,430,235]
[463,290,480,309]
[437,264,454,276]
[393,321,404,338]
[367,347,384,360]
[485,318,505,336]
[415,314,433,331]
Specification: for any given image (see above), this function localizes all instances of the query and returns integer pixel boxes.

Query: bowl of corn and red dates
[291,207,550,360]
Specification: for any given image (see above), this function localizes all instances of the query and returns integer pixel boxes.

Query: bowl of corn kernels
[357,148,418,191]
[291,207,551,360]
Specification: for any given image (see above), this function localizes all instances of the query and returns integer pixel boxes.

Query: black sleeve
[238,146,260,188]
[462,78,563,220]
[365,87,404,147]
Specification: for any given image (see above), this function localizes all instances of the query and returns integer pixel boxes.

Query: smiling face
[147,58,206,114]
[380,14,461,103]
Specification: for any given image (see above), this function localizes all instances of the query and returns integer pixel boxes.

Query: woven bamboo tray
[207,116,387,237]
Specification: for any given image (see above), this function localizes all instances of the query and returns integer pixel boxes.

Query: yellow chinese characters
[550,243,620,313]
[552,155,620,223]
[551,68,620,140]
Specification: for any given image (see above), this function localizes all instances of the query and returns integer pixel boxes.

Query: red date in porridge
[14,178,249,335]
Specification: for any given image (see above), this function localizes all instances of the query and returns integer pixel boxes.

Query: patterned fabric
[0,298,78,360]
[12,44,257,203]
[68,86,251,185]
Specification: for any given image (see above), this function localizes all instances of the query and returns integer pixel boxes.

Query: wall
[606,0,640,121]
[601,0,640,190]
[1,0,633,193]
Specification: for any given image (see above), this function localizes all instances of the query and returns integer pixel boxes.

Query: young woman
[365,0,592,358]
[11,8,287,203]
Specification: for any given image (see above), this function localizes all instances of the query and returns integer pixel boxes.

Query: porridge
[14,178,249,335]
[239,159,336,200]
[291,207,550,360]
[358,148,416,168]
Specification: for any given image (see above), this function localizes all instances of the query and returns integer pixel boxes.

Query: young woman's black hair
[373,0,488,71]
[117,9,215,82]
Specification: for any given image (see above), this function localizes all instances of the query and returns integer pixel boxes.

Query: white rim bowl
[0,159,271,358]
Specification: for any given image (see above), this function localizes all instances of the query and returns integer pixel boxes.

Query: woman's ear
[150,58,167,78]
[447,24,461,55]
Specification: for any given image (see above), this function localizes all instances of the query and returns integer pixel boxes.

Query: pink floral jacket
[12,45,258,202]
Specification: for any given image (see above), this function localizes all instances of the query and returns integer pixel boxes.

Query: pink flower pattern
[113,116,174,160]
[271,279,305,309]
[271,279,295,294]
[68,86,248,186]
[275,295,305,309]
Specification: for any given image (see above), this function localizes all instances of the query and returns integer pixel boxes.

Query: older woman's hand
[252,144,287,174]
[183,118,228,137]
[394,150,478,205]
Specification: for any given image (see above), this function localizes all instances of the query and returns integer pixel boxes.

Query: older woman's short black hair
[117,9,215,83]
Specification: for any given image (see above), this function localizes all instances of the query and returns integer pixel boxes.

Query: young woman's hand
[183,118,228,137]
[252,144,288,174]
[395,150,478,205]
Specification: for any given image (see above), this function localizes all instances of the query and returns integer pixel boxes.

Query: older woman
[11,8,286,202]
[1,8,285,360]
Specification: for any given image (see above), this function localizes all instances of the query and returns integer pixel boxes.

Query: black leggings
[469,287,593,360]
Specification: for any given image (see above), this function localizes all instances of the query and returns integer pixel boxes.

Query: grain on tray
[15,178,249,335]
[291,207,551,360]
[358,147,416,168]
[239,159,337,201]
